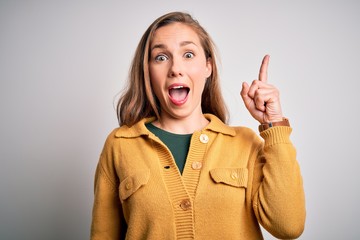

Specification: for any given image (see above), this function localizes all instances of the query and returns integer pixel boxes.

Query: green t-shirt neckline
[146,123,192,174]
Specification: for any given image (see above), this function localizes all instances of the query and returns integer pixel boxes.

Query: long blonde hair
[117,12,228,126]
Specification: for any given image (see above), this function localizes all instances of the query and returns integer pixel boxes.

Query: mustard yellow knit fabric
[91,114,306,240]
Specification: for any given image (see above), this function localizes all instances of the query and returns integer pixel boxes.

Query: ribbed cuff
[260,126,292,147]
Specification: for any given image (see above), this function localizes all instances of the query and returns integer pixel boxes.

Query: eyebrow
[151,41,197,52]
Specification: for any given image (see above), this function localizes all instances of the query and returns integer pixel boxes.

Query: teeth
[171,86,184,89]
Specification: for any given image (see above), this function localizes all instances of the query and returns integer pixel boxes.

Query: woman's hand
[240,55,283,124]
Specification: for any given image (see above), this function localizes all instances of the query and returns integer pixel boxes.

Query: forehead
[151,23,201,46]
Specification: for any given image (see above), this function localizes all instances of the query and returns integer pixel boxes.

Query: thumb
[240,82,252,109]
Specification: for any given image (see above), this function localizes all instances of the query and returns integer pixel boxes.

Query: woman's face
[149,23,212,121]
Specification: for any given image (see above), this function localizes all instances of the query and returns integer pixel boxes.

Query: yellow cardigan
[91,114,305,239]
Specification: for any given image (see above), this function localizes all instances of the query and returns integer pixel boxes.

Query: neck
[153,113,209,134]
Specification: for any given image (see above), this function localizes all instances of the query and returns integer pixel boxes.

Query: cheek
[188,59,211,79]
[149,63,168,81]
[149,65,157,82]
[189,70,209,92]
[149,66,162,88]
[149,69,166,102]
[150,79,161,99]
[192,72,207,94]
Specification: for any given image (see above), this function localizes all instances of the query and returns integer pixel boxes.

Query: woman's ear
[205,57,213,78]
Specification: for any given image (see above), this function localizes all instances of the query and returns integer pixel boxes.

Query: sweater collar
[114,114,235,138]
[203,114,235,136]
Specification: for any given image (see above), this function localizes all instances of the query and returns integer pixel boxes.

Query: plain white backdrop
[1,1,359,239]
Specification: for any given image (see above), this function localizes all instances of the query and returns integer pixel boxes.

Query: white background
[1,1,359,239]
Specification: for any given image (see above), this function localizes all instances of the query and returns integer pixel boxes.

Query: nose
[168,58,183,78]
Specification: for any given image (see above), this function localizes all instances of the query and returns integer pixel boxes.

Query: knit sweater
[91,114,306,240]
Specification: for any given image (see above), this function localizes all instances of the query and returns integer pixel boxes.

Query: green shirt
[146,123,192,174]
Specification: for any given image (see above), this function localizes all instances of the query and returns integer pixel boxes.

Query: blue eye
[184,52,194,58]
[155,55,168,61]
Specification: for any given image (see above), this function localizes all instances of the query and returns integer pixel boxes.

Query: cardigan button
[199,134,209,143]
[180,199,191,210]
[125,182,132,190]
[231,171,238,180]
[191,161,202,170]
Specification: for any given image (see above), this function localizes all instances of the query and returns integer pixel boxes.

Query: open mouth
[168,85,190,105]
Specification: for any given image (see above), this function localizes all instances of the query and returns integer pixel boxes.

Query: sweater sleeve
[251,126,306,239]
[90,139,127,240]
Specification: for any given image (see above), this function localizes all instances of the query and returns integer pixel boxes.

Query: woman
[91,12,306,240]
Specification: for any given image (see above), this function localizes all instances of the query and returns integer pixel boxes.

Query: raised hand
[240,55,283,123]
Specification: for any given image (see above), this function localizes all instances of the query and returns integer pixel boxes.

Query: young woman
[91,12,306,240]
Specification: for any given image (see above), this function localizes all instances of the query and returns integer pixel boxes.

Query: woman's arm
[241,55,306,238]
[91,143,126,239]
[251,126,306,239]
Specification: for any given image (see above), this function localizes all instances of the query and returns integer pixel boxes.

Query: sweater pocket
[209,168,248,188]
[119,169,150,201]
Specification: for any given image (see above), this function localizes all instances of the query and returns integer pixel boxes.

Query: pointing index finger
[259,54,270,82]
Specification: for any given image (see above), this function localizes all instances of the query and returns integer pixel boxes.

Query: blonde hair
[117,12,228,126]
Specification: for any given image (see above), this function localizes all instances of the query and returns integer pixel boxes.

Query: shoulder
[205,113,262,143]
[102,117,155,147]
[104,118,152,141]
[233,126,259,139]
[100,127,122,154]
[229,126,263,147]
